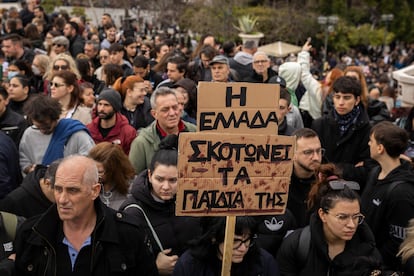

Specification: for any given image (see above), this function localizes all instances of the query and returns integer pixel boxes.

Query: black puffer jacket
[277,214,382,276]
[120,171,201,257]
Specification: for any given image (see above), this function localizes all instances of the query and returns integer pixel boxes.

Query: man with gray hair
[244,51,278,83]
[129,87,196,173]
[14,155,158,275]
[229,39,257,80]
[83,40,100,69]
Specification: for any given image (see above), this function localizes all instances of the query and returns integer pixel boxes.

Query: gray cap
[209,55,229,66]
[98,88,122,112]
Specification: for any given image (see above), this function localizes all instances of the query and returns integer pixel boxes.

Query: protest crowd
[1,0,414,275]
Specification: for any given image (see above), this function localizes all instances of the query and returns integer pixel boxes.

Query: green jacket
[129,120,196,174]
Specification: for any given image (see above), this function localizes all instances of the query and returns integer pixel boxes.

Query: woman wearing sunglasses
[44,53,81,83]
[277,163,383,276]
[50,70,92,125]
[173,216,280,276]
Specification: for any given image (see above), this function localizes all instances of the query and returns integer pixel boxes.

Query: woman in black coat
[119,135,201,275]
[277,163,383,276]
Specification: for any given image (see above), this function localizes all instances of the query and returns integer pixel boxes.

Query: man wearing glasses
[288,128,323,227]
[19,95,95,175]
[243,51,278,83]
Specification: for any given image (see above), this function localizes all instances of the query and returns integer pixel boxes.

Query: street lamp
[381,14,394,56]
[317,15,339,69]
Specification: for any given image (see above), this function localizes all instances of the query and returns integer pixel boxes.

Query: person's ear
[67,84,74,93]
[318,208,327,223]
[91,183,101,199]
[355,96,361,106]
[377,143,385,154]
[23,85,29,95]
[150,109,156,118]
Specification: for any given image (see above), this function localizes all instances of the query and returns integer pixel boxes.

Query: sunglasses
[52,43,64,47]
[50,82,66,88]
[53,65,69,71]
[328,180,360,191]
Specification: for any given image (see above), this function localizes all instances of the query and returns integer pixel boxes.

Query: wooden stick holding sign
[221,216,235,276]
[176,82,294,275]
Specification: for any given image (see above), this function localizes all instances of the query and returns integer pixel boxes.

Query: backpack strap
[0,211,17,241]
[385,181,404,201]
[124,203,164,251]
[297,225,311,266]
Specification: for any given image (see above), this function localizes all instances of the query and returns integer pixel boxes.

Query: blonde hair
[398,218,414,263]
[44,53,81,80]
[33,54,50,77]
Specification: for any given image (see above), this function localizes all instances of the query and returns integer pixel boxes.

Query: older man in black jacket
[14,155,158,275]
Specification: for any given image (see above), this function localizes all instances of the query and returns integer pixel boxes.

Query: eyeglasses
[52,43,63,47]
[325,211,365,225]
[299,148,325,157]
[52,65,69,71]
[50,82,66,88]
[329,180,360,191]
[253,60,269,64]
[233,235,256,250]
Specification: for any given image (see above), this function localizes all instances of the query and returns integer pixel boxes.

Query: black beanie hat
[98,88,122,112]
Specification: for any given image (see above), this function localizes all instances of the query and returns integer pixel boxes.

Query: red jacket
[87,112,137,155]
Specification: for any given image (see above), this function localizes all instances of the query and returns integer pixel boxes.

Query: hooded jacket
[297,51,323,120]
[0,166,52,218]
[229,51,254,80]
[87,112,137,155]
[120,171,201,257]
[361,161,414,270]
[278,62,301,107]
[277,214,382,276]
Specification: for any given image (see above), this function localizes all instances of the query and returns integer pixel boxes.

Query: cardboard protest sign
[176,132,295,216]
[197,82,279,134]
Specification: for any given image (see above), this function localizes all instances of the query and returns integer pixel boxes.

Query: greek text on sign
[176,132,295,216]
[197,82,279,134]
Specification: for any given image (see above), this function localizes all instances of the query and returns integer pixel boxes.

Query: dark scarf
[334,105,361,136]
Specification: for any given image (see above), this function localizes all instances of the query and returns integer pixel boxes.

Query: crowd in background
[0,0,414,275]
